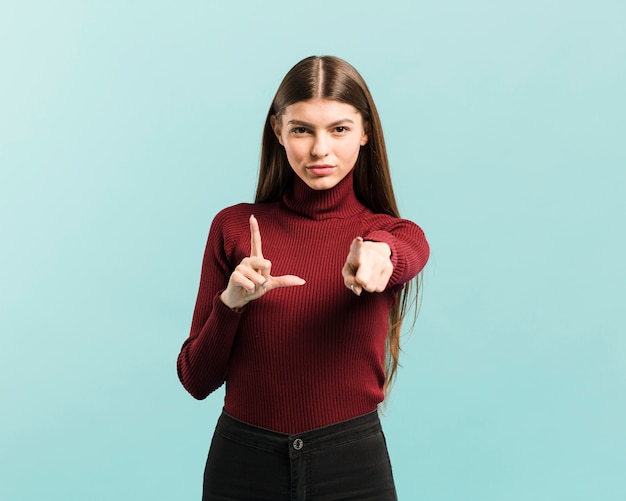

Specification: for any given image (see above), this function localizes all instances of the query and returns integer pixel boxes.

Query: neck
[281,170,366,220]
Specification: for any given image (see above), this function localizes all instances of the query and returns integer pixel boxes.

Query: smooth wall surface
[1,1,624,499]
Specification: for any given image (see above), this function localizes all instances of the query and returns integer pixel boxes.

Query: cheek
[285,141,308,162]
[340,141,362,161]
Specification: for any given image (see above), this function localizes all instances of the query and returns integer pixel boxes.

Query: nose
[311,134,329,158]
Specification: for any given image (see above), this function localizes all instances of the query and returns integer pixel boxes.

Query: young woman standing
[177,55,429,500]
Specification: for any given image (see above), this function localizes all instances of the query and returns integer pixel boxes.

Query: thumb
[350,236,364,253]
[267,274,306,291]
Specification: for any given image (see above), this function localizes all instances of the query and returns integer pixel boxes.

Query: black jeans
[202,410,398,500]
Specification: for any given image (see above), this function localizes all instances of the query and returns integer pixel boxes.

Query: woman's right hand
[220,215,306,310]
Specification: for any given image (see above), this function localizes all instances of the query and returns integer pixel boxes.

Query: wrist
[220,291,244,311]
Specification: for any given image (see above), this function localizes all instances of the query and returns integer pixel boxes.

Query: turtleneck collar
[281,169,367,221]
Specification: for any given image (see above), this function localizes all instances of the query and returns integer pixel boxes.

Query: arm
[176,213,242,399]
[177,213,305,399]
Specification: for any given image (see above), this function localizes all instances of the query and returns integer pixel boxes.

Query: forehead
[281,98,362,124]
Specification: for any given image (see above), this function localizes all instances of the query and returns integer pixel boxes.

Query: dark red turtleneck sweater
[177,171,429,434]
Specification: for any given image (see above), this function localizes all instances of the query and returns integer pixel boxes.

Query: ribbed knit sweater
[177,171,429,434]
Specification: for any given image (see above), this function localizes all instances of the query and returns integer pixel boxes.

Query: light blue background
[1,1,624,499]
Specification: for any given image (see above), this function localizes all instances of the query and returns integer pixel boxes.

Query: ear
[360,121,369,146]
[270,115,284,146]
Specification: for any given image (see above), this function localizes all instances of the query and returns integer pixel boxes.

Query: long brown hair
[256,55,419,392]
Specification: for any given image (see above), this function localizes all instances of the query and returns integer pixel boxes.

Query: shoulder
[209,201,279,238]
[212,203,255,229]
[362,211,426,236]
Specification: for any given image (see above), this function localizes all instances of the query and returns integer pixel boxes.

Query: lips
[307,164,335,176]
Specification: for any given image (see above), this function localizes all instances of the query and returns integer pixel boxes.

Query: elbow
[187,386,210,401]
[176,358,223,400]
[177,370,212,400]
[186,378,224,400]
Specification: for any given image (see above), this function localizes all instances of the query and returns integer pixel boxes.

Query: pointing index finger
[250,215,263,258]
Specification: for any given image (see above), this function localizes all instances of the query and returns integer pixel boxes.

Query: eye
[334,126,350,134]
[290,127,309,135]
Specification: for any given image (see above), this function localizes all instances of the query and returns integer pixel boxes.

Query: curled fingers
[235,256,271,293]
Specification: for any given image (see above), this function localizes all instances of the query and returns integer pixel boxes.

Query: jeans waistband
[215,410,382,455]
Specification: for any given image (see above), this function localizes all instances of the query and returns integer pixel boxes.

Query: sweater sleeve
[176,211,244,400]
[363,216,429,287]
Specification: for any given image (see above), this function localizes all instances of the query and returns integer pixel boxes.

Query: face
[271,98,368,191]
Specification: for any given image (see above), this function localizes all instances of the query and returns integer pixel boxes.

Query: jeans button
[292,438,303,451]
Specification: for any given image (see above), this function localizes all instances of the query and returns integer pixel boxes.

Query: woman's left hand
[342,237,393,296]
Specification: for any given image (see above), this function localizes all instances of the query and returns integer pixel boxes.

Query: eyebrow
[287,118,355,128]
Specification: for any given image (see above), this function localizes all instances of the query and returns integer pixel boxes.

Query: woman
[177,55,429,500]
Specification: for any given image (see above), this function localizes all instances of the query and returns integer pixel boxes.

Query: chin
[306,178,340,190]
